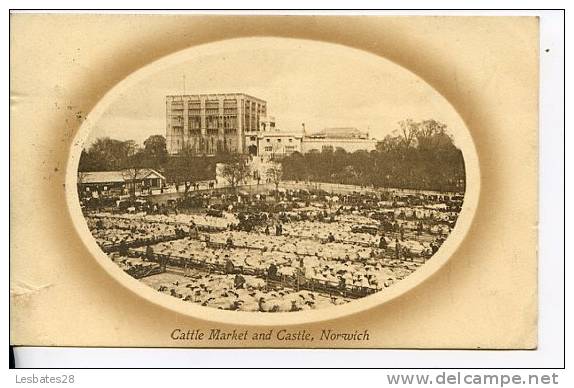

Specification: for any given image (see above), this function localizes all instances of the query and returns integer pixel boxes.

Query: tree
[143,135,168,168]
[266,164,283,200]
[78,149,106,172]
[122,151,150,197]
[376,135,401,153]
[277,119,466,192]
[397,119,419,149]
[80,137,139,171]
[416,119,448,151]
[123,140,140,157]
[281,151,308,182]
[164,145,212,194]
[339,165,359,184]
[219,155,251,190]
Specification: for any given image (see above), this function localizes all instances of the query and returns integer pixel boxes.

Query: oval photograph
[68,38,478,322]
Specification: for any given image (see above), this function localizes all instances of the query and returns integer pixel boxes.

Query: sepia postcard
[10,14,538,349]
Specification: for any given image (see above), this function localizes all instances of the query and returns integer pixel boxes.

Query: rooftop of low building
[307,127,369,139]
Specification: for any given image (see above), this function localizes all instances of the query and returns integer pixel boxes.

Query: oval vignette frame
[65,37,481,326]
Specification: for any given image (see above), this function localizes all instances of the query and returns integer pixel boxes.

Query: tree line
[280,119,465,192]
[79,135,216,193]
[79,119,466,193]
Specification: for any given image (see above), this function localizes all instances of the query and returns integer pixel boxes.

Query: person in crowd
[224,257,234,274]
[145,245,154,261]
[402,246,412,261]
[378,236,387,249]
[234,274,246,289]
[226,235,234,248]
[119,240,128,256]
[327,232,336,243]
[189,224,199,239]
[417,221,424,236]
[268,263,278,279]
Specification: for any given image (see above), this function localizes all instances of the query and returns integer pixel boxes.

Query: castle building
[257,131,304,158]
[254,126,377,158]
[166,93,377,157]
[166,93,267,155]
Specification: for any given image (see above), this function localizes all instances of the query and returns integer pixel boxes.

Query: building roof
[166,93,267,103]
[140,169,166,180]
[307,127,369,139]
[80,169,165,184]
[258,131,303,139]
[81,171,124,184]
[302,137,377,143]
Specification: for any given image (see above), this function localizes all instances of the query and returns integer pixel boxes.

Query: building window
[188,116,201,129]
[206,116,219,129]
[277,139,281,143]
[266,139,270,143]
[205,100,219,115]
[289,138,293,142]
[223,115,237,129]
[264,146,273,152]
[250,136,256,141]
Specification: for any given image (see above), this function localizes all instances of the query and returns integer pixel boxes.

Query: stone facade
[166,93,267,155]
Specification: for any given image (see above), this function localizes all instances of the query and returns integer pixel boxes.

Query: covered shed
[78,168,166,197]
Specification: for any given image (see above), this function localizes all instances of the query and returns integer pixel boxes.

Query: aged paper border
[64,37,481,327]
[10,14,538,348]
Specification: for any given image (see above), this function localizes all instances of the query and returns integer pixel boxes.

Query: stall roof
[80,169,165,184]
[81,171,124,184]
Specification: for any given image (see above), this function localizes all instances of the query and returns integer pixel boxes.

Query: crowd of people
[110,254,163,279]
[86,215,190,251]
[84,185,463,312]
[139,272,344,312]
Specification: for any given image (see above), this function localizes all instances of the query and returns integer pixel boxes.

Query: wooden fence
[127,249,379,299]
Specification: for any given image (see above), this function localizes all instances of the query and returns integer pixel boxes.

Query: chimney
[302,123,306,136]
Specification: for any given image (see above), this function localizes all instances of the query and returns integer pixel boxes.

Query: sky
[85,38,467,148]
